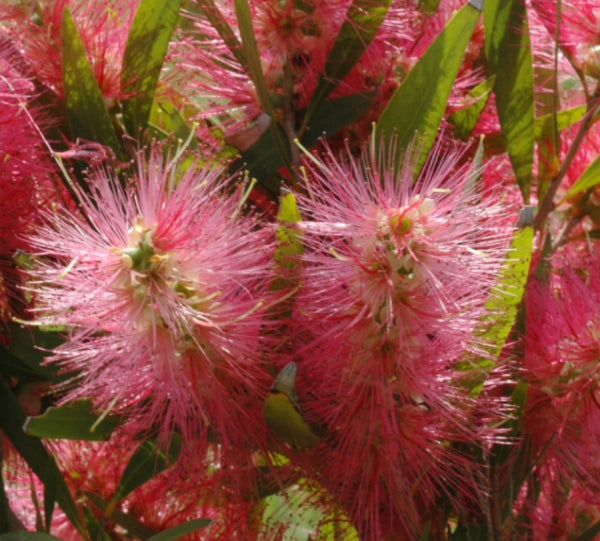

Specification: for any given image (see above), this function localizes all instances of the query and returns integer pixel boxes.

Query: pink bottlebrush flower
[0,0,139,103]
[24,143,276,463]
[0,32,68,321]
[524,264,600,492]
[287,136,514,539]
[531,0,600,77]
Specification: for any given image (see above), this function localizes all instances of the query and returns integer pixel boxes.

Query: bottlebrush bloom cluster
[285,138,514,538]
[24,145,276,465]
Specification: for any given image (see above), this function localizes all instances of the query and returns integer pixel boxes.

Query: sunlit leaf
[481,211,534,360]
[121,0,184,134]
[563,153,600,200]
[61,8,121,156]
[449,75,496,140]
[375,0,483,176]
[484,0,535,202]
[24,400,120,441]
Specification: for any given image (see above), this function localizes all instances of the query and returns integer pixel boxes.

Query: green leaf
[484,0,535,202]
[275,192,303,266]
[84,492,158,539]
[105,436,182,516]
[482,104,586,156]
[535,105,586,140]
[481,212,534,360]
[301,0,392,134]
[148,101,198,150]
[24,400,120,441]
[0,380,86,537]
[0,534,63,541]
[563,153,600,200]
[449,74,496,140]
[145,519,212,541]
[82,505,111,541]
[121,0,184,134]
[535,65,560,203]
[61,8,121,156]
[1,324,63,382]
[375,0,483,176]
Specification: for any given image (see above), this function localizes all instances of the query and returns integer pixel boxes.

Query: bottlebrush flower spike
[288,135,514,538]
[524,264,600,493]
[24,143,276,461]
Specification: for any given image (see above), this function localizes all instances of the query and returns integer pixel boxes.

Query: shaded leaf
[574,521,600,541]
[121,0,184,134]
[24,400,120,441]
[301,0,392,134]
[375,0,483,176]
[484,0,535,201]
[0,380,85,537]
[0,534,63,541]
[232,93,374,195]
[146,519,212,541]
[84,492,158,540]
[105,437,182,516]
[61,8,121,156]
[0,467,9,534]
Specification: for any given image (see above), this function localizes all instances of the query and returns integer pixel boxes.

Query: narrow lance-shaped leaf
[563,153,600,201]
[233,0,290,168]
[455,207,534,396]
[483,104,586,156]
[121,0,184,135]
[0,534,64,541]
[62,8,121,157]
[375,0,484,177]
[484,0,535,202]
[301,0,392,134]
[480,207,535,359]
[24,399,120,441]
[0,380,86,538]
[145,519,213,541]
[449,74,496,140]
[535,64,561,203]
[104,436,182,518]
